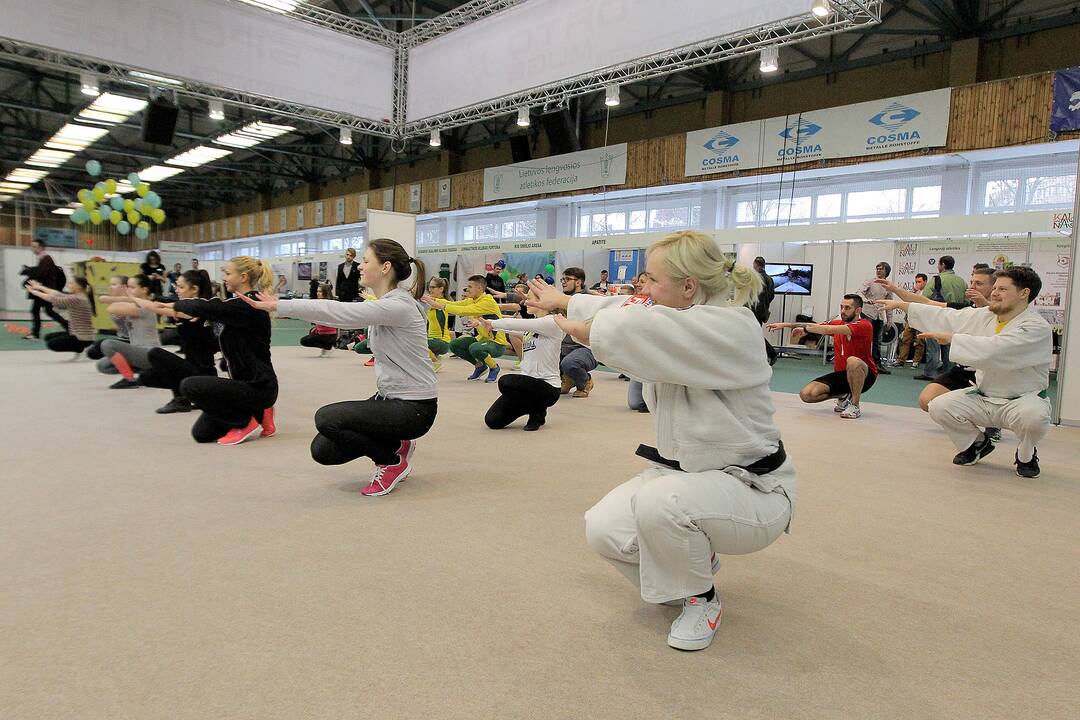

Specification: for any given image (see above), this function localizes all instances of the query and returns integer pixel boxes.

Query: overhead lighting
[208,100,225,121]
[137,165,185,182]
[238,0,299,12]
[0,182,32,193]
[44,122,110,152]
[760,46,780,73]
[429,129,441,147]
[811,0,831,18]
[604,84,620,107]
[26,149,75,168]
[115,180,136,194]
[214,121,295,148]
[79,72,99,96]
[129,70,184,87]
[517,107,530,127]
[6,168,48,184]
[166,145,233,168]
[339,127,352,145]
[52,207,76,215]
[0,195,14,202]
[78,92,148,125]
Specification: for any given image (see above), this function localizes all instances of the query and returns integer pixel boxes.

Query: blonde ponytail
[648,230,763,308]
[230,255,275,294]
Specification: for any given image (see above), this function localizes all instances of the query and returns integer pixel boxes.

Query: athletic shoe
[364,357,375,367]
[432,361,443,373]
[833,394,851,412]
[523,418,544,431]
[319,348,332,357]
[1014,449,1040,478]
[512,359,522,372]
[877,368,892,375]
[485,365,501,383]
[361,450,412,497]
[21,334,39,340]
[560,375,574,395]
[952,433,996,466]
[155,397,192,414]
[664,555,721,605]
[839,405,862,419]
[260,407,276,438]
[217,417,261,446]
[467,365,486,381]
[986,427,1002,443]
[397,438,416,466]
[109,378,140,389]
[667,594,723,651]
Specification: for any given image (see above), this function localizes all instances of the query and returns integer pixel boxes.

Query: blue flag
[1051,67,1080,132]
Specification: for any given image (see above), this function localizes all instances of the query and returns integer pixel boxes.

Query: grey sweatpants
[99,338,154,372]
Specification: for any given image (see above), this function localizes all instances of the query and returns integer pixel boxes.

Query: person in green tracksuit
[422,275,509,383]
[425,277,453,371]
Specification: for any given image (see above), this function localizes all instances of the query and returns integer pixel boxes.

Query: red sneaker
[361,446,413,497]
[364,357,375,367]
[260,407,276,437]
[217,417,261,446]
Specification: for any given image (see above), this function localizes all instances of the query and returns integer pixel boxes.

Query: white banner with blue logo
[684,89,951,177]
[1050,67,1080,132]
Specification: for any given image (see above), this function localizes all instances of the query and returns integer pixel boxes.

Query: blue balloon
[109,195,125,211]
[544,275,555,284]
[127,173,140,186]
[71,208,90,224]
[85,160,102,176]
[135,225,150,241]
[144,191,161,209]
[117,220,130,235]
[133,198,144,212]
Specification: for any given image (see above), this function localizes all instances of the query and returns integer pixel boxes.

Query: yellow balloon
[77,189,91,204]
[137,220,150,232]
[104,178,117,194]
[110,210,122,225]
[123,199,135,213]
[127,210,141,225]
[89,210,102,225]
[136,183,149,198]
[92,186,106,202]
[152,208,166,224]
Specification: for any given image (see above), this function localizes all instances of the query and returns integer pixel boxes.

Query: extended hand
[872,278,898,292]
[918,331,953,345]
[966,289,989,307]
[476,317,493,333]
[420,294,439,308]
[552,314,590,344]
[236,292,279,313]
[765,322,789,331]
[873,298,905,312]
[525,278,569,313]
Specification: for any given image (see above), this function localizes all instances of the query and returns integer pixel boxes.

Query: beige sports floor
[2,347,1078,720]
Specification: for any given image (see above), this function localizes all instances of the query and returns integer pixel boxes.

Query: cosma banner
[685,89,952,177]
[1050,67,1080,132]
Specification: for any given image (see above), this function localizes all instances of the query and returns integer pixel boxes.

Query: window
[984,179,1018,211]
[275,240,307,256]
[911,186,941,214]
[235,244,260,257]
[1025,175,1074,206]
[577,198,699,236]
[461,213,536,243]
[846,188,907,218]
[200,247,223,261]
[324,237,345,252]
[416,224,441,247]
[648,206,689,230]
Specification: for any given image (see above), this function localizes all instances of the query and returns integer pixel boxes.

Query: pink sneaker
[217,417,261,446]
[260,407,276,437]
[360,440,415,496]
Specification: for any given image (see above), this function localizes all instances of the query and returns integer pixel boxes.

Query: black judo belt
[635,440,786,476]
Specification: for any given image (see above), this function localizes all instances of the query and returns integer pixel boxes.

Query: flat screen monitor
[765,263,813,295]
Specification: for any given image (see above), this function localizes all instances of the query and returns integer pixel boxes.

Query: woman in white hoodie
[527,230,796,653]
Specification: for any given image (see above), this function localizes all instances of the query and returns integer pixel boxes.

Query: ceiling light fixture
[811,0,831,18]
[517,107,531,127]
[604,84,620,107]
[339,127,352,145]
[79,72,99,96]
[759,46,780,73]
[208,100,225,121]
[430,129,441,147]
[128,70,184,87]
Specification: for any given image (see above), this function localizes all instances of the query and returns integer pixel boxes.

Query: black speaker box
[141,96,179,145]
[510,135,532,163]
[541,108,580,155]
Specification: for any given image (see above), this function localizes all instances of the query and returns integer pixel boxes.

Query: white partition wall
[367,210,418,292]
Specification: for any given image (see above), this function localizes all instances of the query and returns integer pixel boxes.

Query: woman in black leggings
[132,270,218,414]
[171,256,278,446]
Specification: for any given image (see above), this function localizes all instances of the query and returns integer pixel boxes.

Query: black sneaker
[523,417,544,431]
[985,427,1002,443]
[109,378,140,389]
[952,434,996,465]
[1014,449,1040,478]
[877,367,892,375]
[156,397,193,414]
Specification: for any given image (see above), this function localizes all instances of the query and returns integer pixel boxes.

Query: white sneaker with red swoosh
[667,594,722,651]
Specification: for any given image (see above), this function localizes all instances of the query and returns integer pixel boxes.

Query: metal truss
[400,1,882,137]
[1,0,881,143]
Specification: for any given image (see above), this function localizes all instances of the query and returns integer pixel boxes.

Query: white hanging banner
[483,144,628,202]
[685,89,952,177]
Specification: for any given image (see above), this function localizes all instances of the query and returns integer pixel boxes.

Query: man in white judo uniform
[877,266,1051,478]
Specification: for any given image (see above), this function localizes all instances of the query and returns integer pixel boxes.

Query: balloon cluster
[69,162,167,242]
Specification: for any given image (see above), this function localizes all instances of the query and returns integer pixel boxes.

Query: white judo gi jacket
[568,294,791,497]
[905,304,1051,398]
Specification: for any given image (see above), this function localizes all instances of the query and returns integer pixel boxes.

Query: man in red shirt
[768,294,877,419]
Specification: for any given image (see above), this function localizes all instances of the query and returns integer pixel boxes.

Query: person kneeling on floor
[882,266,1051,478]
[768,294,877,419]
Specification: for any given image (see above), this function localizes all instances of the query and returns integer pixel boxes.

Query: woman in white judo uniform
[527,230,796,652]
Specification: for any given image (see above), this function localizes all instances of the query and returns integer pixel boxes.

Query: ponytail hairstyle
[427,277,448,298]
[130,273,154,295]
[648,230,763,309]
[318,282,333,299]
[74,276,96,315]
[181,269,213,299]
[367,238,426,300]
[229,256,275,294]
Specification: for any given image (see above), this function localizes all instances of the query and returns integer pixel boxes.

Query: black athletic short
[933,365,977,391]
[812,369,877,397]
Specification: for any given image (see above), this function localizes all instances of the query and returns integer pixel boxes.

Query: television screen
[765,263,813,295]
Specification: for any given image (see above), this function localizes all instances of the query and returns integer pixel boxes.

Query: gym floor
[2,344,1077,719]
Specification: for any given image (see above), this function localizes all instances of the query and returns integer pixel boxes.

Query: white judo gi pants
[928,389,1050,463]
[584,461,796,604]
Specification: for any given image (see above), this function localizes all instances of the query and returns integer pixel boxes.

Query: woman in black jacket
[140,251,167,299]
[171,256,278,445]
